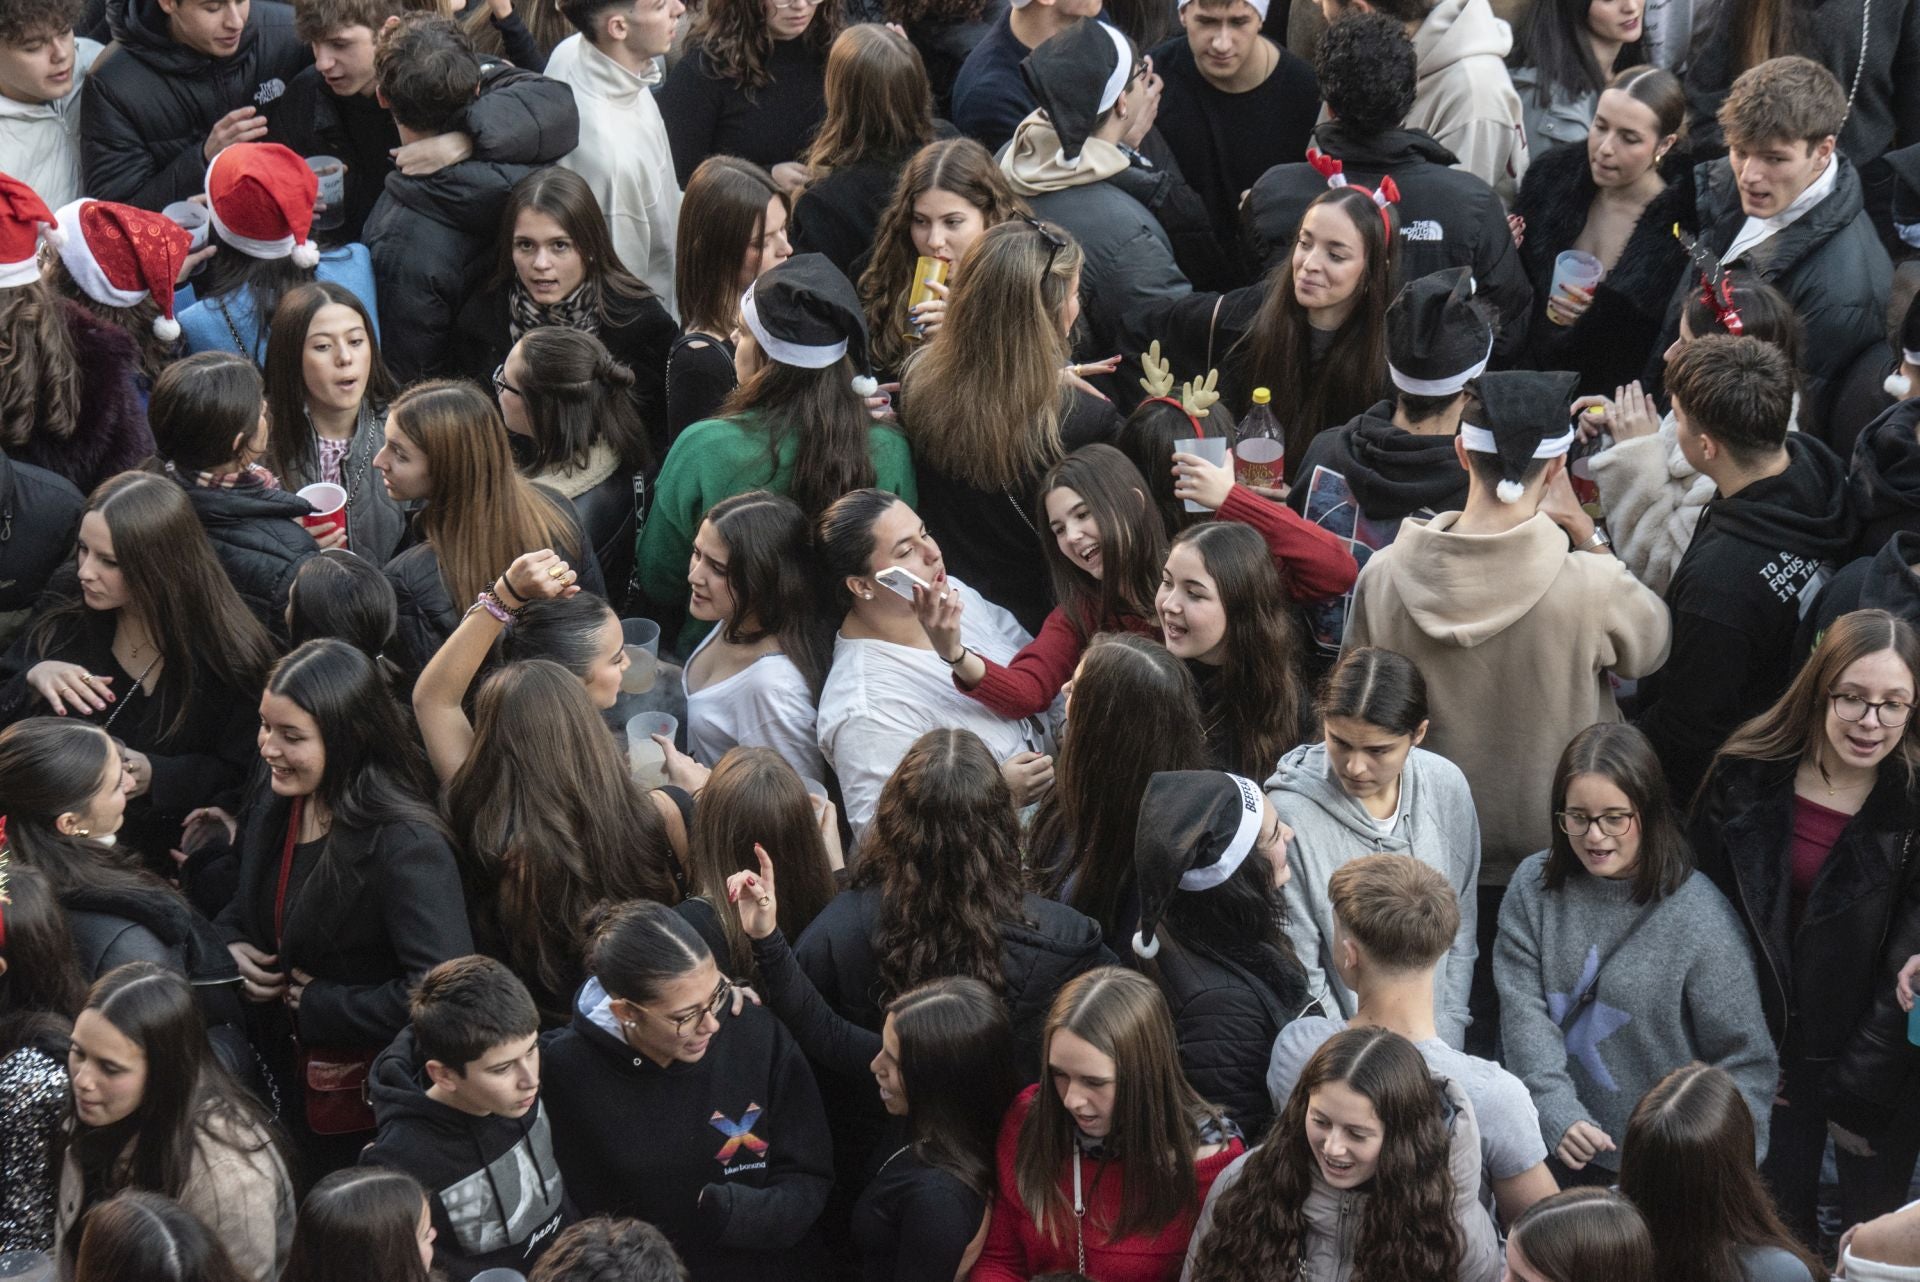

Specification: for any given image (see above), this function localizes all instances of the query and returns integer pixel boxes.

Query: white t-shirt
[682,626,825,781]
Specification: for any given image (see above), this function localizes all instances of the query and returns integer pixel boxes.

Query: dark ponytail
[584,901,713,1003]
[1317,646,1429,736]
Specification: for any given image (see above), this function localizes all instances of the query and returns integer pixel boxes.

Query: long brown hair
[489,166,659,319]
[1039,444,1166,638]
[1240,187,1394,474]
[676,157,787,338]
[0,276,80,457]
[901,219,1081,490]
[388,380,587,607]
[1016,968,1223,1243]
[1506,1189,1656,1282]
[1544,723,1694,904]
[54,261,175,385]
[262,281,397,491]
[1618,1063,1826,1282]
[703,490,832,697]
[28,474,274,740]
[687,747,837,975]
[804,24,934,176]
[689,0,839,91]
[853,728,1028,1000]
[719,338,878,521]
[860,138,1029,375]
[1190,1027,1460,1282]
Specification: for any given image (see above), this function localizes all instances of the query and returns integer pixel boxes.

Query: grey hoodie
[1267,743,1482,1047]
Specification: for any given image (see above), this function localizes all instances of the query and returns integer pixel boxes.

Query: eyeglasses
[491,363,521,399]
[1831,692,1912,727]
[1026,217,1066,279]
[1556,810,1637,837]
[771,0,821,10]
[639,976,732,1037]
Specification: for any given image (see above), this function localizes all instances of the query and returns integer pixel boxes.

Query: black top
[793,151,923,281]
[852,1149,988,1282]
[0,451,84,629]
[173,477,318,643]
[949,16,1033,153]
[659,38,829,186]
[1847,396,1920,563]
[1287,401,1469,523]
[1798,530,1920,665]
[666,333,739,444]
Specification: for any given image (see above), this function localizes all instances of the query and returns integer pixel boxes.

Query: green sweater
[635,411,917,654]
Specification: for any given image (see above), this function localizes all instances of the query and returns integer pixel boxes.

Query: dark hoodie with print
[1637,433,1858,801]
[360,1028,576,1282]
[1847,398,1920,562]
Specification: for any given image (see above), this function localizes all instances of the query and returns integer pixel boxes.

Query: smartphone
[875,566,932,600]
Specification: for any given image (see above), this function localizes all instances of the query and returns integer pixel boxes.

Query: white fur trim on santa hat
[53,200,149,309]
[0,219,60,288]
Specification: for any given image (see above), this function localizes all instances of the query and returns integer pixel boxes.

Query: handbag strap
[272,798,305,952]
[1072,1149,1086,1275]
[1203,294,1223,373]
[1558,897,1662,1033]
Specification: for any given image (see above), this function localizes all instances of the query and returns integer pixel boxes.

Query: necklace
[103,651,161,731]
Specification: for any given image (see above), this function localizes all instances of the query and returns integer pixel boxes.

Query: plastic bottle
[1234,388,1285,487]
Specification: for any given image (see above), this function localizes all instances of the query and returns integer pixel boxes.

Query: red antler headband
[1308,149,1400,237]
[1673,224,1744,336]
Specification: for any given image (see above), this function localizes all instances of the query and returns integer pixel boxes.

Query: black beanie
[1460,370,1579,503]
[1131,771,1265,960]
[740,252,877,393]
[1020,19,1133,164]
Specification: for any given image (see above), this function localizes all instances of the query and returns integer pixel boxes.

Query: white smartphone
[875,566,932,601]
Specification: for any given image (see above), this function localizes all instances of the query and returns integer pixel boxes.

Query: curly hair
[1314,12,1416,133]
[0,0,80,44]
[689,0,839,92]
[530,1216,687,1282]
[0,277,79,454]
[1190,1027,1461,1282]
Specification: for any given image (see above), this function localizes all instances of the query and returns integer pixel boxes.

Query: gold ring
[80,673,95,684]
[757,896,772,909]
[548,564,566,579]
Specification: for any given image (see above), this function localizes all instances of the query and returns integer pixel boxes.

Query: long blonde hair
[899,219,1080,490]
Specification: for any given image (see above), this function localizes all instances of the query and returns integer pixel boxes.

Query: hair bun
[597,355,636,389]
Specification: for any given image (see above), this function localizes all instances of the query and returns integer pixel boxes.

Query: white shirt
[816,577,1049,845]
[0,38,103,211]
[1722,156,1839,266]
[682,625,826,781]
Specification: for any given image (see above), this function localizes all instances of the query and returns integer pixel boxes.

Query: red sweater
[970,1085,1246,1282]
[963,484,1360,718]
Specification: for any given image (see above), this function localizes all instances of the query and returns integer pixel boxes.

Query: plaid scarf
[508,279,602,342]
[165,460,282,491]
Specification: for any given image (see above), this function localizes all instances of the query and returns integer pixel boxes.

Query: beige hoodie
[1343,510,1670,881]
[1000,112,1130,196]
[1408,0,1530,204]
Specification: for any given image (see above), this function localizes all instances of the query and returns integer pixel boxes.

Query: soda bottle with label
[1234,388,1285,487]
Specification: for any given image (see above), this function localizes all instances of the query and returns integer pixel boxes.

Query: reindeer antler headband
[1673,224,1744,336]
[1308,149,1400,238]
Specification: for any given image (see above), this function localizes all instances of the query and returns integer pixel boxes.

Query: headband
[1388,331,1493,397]
[1458,423,1577,459]
[1673,224,1744,335]
[1177,774,1265,890]
[1308,149,1400,237]
[1097,23,1133,115]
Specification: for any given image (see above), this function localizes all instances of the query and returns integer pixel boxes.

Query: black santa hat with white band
[1460,369,1580,504]
[1886,293,1920,399]
[1387,267,1492,397]
[1131,771,1265,960]
[1021,20,1134,166]
[739,252,879,396]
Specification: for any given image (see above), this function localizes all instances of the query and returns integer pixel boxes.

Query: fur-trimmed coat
[5,301,153,494]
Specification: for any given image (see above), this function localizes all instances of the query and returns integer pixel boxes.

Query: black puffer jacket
[1145,937,1300,1141]
[1691,756,1920,1139]
[174,478,317,639]
[81,0,309,210]
[0,451,84,646]
[1848,397,1920,561]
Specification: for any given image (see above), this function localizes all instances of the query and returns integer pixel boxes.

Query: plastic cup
[1548,250,1604,323]
[0,1252,56,1282]
[161,200,211,252]
[620,618,661,694]
[297,482,348,544]
[469,1271,528,1282]
[1174,436,1228,512]
[307,155,346,232]
[626,712,678,790]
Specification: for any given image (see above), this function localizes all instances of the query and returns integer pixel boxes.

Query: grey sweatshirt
[1267,744,1482,1047]
[1494,851,1778,1169]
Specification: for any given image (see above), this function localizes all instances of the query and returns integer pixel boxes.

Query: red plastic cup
[297,482,348,545]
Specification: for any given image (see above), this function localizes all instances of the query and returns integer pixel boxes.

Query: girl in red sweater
[971,967,1244,1282]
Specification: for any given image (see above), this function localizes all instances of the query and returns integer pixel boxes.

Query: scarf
[509,279,603,343]
[164,460,282,491]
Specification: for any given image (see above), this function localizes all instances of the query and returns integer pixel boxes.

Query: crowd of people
[1,0,1919,1273]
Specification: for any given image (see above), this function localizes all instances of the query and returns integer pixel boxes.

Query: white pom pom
[1131,929,1161,960]
[851,375,879,397]
[40,222,66,250]
[1885,370,1914,400]
[152,315,181,343]
[292,240,320,270]
[1496,478,1525,503]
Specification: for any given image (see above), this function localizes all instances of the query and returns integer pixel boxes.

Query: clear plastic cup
[161,200,211,252]
[1174,436,1228,512]
[1548,250,1604,323]
[626,712,678,789]
[307,155,346,232]
[620,618,661,694]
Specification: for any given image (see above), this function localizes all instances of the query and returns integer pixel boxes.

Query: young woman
[285,551,399,666]
[69,1190,254,1282]
[454,167,678,459]
[899,219,1120,633]
[1497,1188,1656,1282]
[813,491,1051,842]
[657,0,839,185]
[53,963,294,1282]
[279,1166,437,1282]
[540,900,835,1282]
[1268,647,1481,1044]
[1509,0,1648,160]
[149,351,323,634]
[373,379,604,673]
[1130,770,1309,1142]
[791,25,937,277]
[1617,1063,1826,1282]
[262,281,407,568]
[667,157,793,438]
[214,640,472,1160]
[683,490,831,778]
[0,473,274,864]
[916,443,1356,720]
[1116,396,1230,539]
[858,137,1029,380]
[176,144,378,366]
[1183,1026,1499,1282]
[497,326,653,610]
[1156,521,1310,778]
[971,967,1245,1282]
[638,252,914,651]
[1514,66,1688,394]
[1495,722,1775,1186]
[50,198,187,396]
[1691,609,1920,1244]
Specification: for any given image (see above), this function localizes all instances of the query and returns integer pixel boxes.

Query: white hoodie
[0,37,102,210]
[1408,0,1529,204]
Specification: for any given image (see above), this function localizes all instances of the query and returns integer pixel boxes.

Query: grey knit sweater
[1494,851,1778,1170]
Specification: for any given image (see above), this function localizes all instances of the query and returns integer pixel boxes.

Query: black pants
[1764,1053,1920,1249]
[1466,882,1508,1061]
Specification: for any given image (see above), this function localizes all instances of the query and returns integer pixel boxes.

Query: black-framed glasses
[491,363,521,399]
[1026,217,1066,279]
[1831,692,1912,727]
[1556,810,1637,837]
[640,976,731,1037]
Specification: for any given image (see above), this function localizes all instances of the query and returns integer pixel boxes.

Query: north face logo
[1401,219,1443,242]
[254,78,286,106]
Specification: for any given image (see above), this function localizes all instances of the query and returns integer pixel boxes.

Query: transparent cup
[626,711,678,790]
[621,618,661,694]
[1174,436,1228,512]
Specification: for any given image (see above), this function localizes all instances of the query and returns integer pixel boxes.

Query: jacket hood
[545,32,660,99]
[1311,121,1459,170]
[1848,398,1920,529]
[382,159,535,229]
[179,480,312,524]
[1265,742,1397,845]
[1372,510,1573,647]
[1338,405,1470,519]
[1001,113,1129,196]
[114,0,257,71]
[1861,530,1920,615]
[1700,433,1856,564]
[59,876,242,985]
[368,1027,546,1154]
[1414,0,1513,73]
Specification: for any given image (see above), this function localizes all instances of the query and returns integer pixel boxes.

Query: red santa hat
[0,172,65,289]
[205,143,320,269]
[54,199,193,342]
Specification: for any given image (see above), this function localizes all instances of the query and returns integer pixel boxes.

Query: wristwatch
[1576,526,1612,553]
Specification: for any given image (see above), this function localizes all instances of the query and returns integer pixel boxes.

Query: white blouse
[682,626,826,782]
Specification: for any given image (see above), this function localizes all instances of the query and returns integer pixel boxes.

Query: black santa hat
[1461,370,1579,504]
[1387,268,1492,398]
[1131,771,1265,960]
[1021,19,1134,165]
[740,252,878,395]
[1887,292,1920,399]
[1886,141,1920,242]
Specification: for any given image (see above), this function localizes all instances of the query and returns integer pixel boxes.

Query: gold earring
[73,826,90,837]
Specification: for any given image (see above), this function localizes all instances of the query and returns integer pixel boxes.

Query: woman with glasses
[541,899,834,1282]
[1495,721,1774,1189]
[1691,608,1920,1245]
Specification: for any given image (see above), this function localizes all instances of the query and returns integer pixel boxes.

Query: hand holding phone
[875,566,932,600]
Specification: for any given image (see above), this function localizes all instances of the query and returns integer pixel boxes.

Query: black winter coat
[1848,397,1920,561]
[7,303,154,495]
[1797,529,1920,664]
[0,451,84,644]
[1691,756,1920,1138]
[1513,141,1695,397]
[1145,937,1297,1141]
[82,0,309,210]
[174,478,317,640]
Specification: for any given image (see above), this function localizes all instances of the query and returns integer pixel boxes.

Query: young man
[81,0,310,209]
[1635,336,1854,800]
[1656,56,1892,443]
[1314,0,1526,201]
[547,0,684,310]
[363,956,577,1282]
[951,0,1104,151]
[363,14,541,381]
[0,0,103,208]
[1243,13,1531,359]
[1148,0,1318,253]
[1268,855,1558,1224]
